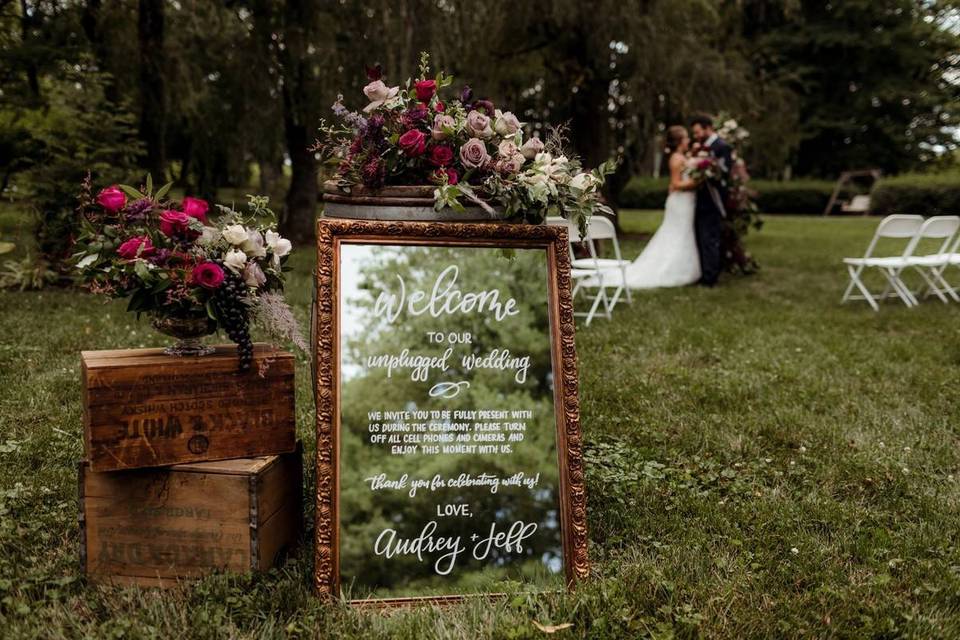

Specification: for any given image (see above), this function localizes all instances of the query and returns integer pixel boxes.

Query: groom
[690,115,732,287]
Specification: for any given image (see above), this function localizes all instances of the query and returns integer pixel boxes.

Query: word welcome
[373,265,519,323]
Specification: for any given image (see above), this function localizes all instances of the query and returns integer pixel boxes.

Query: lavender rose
[498,140,519,157]
[431,114,456,141]
[466,111,493,139]
[494,110,521,136]
[520,136,545,160]
[459,138,490,169]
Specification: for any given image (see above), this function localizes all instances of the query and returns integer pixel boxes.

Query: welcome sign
[314,219,588,604]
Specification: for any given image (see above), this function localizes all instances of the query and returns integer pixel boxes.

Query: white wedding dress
[620,191,701,289]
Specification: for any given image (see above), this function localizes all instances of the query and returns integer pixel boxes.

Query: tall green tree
[745,0,960,176]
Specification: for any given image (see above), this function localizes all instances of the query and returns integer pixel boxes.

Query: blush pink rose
[398,129,427,157]
[117,236,155,259]
[97,186,126,213]
[191,261,225,289]
[181,197,209,222]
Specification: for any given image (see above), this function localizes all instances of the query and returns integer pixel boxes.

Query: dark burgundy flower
[361,158,386,189]
[365,64,382,81]
[460,85,473,104]
[400,104,430,128]
[428,145,454,167]
[398,129,427,157]
[472,99,495,117]
[414,79,437,102]
[431,168,459,185]
[125,198,154,221]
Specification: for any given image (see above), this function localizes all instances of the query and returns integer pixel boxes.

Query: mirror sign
[314,219,588,604]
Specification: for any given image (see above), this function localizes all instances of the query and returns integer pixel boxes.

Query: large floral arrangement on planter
[315,53,617,231]
[72,176,305,371]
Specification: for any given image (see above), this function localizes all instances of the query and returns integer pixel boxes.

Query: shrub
[752,179,835,215]
[870,173,960,216]
[618,177,835,214]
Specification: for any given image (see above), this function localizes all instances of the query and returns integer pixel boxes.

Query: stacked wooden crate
[78,344,302,587]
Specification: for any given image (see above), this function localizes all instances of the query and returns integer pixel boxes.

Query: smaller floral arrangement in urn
[72,176,305,371]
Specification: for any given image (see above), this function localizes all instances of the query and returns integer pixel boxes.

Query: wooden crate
[79,445,303,587]
[81,344,296,471]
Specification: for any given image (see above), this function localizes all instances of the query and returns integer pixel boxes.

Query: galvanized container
[321,181,508,222]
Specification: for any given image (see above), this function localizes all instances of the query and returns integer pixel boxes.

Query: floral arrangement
[72,176,306,370]
[314,53,617,231]
[689,114,761,273]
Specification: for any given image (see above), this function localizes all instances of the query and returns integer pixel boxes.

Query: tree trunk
[138,0,166,180]
[281,113,317,243]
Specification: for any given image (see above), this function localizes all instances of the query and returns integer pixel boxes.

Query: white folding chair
[906,216,960,303]
[547,217,611,326]
[842,214,923,311]
[571,216,632,310]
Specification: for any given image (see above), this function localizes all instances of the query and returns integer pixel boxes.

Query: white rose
[243,262,267,288]
[520,136,544,160]
[223,248,247,273]
[198,226,221,246]
[222,224,248,245]
[494,110,521,136]
[570,172,595,192]
[362,80,400,112]
[266,230,292,257]
[241,229,266,258]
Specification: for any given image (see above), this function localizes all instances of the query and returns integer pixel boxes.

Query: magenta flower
[97,186,126,213]
[117,236,155,260]
[191,261,225,289]
[159,210,194,237]
[181,197,209,222]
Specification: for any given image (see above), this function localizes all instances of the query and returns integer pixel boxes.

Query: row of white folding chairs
[842,214,960,311]
[546,216,632,325]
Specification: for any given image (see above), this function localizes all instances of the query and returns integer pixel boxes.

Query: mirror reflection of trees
[339,245,563,599]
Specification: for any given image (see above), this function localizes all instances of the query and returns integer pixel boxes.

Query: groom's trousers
[695,203,723,287]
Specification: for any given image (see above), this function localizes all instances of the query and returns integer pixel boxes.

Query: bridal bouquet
[72,176,305,370]
[314,53,616,232]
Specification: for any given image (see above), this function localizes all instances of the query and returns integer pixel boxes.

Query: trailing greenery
[3,211,960,637]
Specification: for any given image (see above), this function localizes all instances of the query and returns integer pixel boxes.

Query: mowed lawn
[2,211,960,638]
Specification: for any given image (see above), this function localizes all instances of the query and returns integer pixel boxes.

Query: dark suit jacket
[696,136,732,219]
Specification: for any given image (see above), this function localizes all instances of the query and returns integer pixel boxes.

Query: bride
[619,126,701,289]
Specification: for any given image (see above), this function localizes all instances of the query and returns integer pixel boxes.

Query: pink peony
[97,186,126,213]
[414,79,437,102]
[181,197,209,222]
[428,145,454,167]
[191,261,225,289]
[459,138,490,169]
[159,210,195,237]
[398,129,427,157]
[117,236,155,259]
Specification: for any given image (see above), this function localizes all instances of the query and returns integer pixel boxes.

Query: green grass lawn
[2,212,960,638]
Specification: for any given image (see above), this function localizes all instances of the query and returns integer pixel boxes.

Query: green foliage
[871,172,960,216]
[23,67,142,276]
[743,0,960,176]
[4,214,960,636]
[620,177,836,214]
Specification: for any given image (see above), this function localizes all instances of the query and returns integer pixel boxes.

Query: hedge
[870,173,960,216]
[619,177,835,214]
[619,173,960,216]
